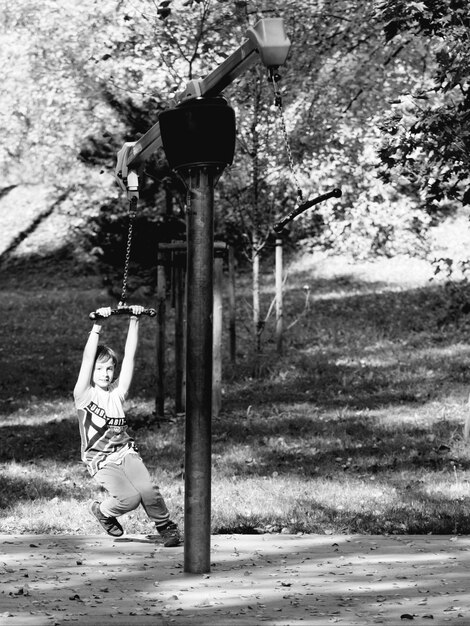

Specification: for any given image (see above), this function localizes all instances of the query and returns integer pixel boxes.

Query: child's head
[95,345,118,367]
[93,344,118,389]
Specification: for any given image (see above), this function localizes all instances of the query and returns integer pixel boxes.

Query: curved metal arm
[273,188,342,234]
[89,306,157,320]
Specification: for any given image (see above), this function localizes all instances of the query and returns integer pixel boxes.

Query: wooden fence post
[212,243,226,417]
[174,249,186,413]
[155,247,166,418]
[275,236,283,355]
[228,245,236,363]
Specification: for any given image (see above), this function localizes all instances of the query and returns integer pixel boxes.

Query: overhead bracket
[114,18,291,190]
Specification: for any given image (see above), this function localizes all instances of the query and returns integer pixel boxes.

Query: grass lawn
[1,250,470,536]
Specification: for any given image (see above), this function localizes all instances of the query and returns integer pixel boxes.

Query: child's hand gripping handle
[89,306,157,320]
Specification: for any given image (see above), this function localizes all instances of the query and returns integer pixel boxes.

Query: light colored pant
[94,452,170,527]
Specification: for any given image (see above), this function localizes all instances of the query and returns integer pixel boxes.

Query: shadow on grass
[0,265,467,406]
[0,416,182,464]
[290,494,470,534]
[3,406,468,533]
[1,418,78,462]
[213,410,469,476]
[222,354,467,412]
[1,271,469,452]
[0,474,70,508]
[3,262,470,532]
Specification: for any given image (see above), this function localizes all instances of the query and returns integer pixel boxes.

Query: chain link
[119,195,137,306]
[269,70,303,204]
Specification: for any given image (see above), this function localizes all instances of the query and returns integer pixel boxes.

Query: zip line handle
[89,306,157,320]
[273,188,342,234]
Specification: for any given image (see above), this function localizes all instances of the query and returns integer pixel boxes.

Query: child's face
[93,357,115,390]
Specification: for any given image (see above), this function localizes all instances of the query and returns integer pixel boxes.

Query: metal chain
[119,195,137,306]
[269,70,303,204]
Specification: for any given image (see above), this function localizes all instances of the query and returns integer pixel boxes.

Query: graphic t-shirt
[74,381,135,476]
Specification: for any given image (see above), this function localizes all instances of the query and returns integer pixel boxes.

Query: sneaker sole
[89,502,124,537]
[163,537,182,547]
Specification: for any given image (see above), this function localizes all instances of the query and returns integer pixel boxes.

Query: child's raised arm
[73,307,110,398]
[117,305,144,397]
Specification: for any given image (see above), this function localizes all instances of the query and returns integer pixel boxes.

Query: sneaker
[89,501,124,537]
[157,521,181,547]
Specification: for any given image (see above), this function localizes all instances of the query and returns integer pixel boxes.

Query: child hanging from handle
[73,305,181,546]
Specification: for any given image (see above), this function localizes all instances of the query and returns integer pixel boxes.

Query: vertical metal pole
[212,251,223,418]
[275,236,283,354]
[184,167,215,574]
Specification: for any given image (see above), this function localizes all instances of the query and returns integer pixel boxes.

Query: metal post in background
[155,248,166,419]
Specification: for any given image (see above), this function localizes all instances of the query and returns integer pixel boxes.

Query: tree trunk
[252,239,262,354]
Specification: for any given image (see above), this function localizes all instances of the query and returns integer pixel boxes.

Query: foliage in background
[2,0,459,266]
[377,0,470,211]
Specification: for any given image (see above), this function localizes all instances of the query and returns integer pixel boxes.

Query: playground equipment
[114,17,291,575]
[89,172,156,320]
[113,17,340,573]
[114,19,291,188]
[272,188,343,353]
[89,306,156,320]
[154,240,234,418]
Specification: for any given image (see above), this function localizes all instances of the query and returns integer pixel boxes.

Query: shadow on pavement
[1,533,470,625]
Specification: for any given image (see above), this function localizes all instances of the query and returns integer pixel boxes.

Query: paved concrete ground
[1,533,470,625]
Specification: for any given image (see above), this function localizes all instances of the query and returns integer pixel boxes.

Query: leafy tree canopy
[3,0,464,266]
[376,0,470,212]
